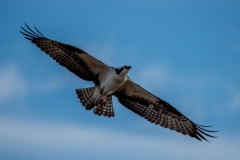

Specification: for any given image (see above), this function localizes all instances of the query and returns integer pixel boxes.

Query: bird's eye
[115,68,121,74]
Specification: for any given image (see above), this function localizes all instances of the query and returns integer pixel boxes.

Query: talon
[100,98,106,105]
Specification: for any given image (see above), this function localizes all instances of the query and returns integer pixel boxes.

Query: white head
[114,66,131,76]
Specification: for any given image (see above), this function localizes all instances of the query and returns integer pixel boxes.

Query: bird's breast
[100,75,126,96]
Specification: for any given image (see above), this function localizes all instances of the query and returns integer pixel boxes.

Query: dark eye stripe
[115,67,124,74]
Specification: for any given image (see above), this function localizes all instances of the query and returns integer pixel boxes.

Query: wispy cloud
[32,75,68,93]
[230,95,240,109]
[0,63,28,104]
[136,64,212,92]
[0,62,68,105]
[228,92,240,110]
[225,40,240,53]
[0,117,239,160]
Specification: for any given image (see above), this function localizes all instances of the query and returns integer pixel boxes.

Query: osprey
[20,24,217,141]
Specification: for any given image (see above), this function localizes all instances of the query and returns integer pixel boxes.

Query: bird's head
[115,65,131,75]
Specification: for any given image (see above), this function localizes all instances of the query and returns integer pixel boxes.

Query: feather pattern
[76,87,115,117]
[115,79,217,141]
[20,24,111,85]
[93,96,115,117]
[76,87,96,110]
[20,24,217,142]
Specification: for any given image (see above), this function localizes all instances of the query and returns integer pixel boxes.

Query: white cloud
[0,117,239,160]
[136,64,170,90]
[225,25,240,53]
[231,95,240,109]
[0,63,28,104]
[225,40,240,53]
[229,93,240,110]
[136,64,211,92]
[0,63,68,105]
[224,86,240,110]
[32,75,68,93]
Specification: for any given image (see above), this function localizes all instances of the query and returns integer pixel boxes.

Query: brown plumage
[76,87,114,117]
[115,80,217,141]
[20,24,217,142]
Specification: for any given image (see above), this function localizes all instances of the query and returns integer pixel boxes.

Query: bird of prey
[20,24,217,141]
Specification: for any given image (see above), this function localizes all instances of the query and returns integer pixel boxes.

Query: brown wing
[20,24,111,85]
[115,79,217,141]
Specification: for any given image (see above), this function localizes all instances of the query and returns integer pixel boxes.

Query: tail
[93,96,115,117]
[76,87,115,117]
[76,86,96,110]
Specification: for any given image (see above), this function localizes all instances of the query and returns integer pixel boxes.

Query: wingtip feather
[20,23,45,40]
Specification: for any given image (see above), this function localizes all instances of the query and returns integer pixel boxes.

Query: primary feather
[20,24,217,142]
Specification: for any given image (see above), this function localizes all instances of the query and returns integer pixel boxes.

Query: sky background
[1,0,240,159]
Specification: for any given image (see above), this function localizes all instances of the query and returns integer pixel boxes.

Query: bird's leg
[96,86,106,105]
[93,96,106,116]
[100,96,106,105]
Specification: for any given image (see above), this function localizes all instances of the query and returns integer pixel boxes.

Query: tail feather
[94,96,114,117]
[76,87,97,110]
[76,87,115,117]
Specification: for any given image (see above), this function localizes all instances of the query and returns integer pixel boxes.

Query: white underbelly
[101,78,125,96]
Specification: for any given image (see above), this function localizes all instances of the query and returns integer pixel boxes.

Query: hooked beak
[126,66,131,70]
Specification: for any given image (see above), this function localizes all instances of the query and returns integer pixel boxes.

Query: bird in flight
[20,24,217,142]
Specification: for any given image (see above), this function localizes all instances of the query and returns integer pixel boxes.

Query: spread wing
[115,79,217,141]
[20,24,111,85]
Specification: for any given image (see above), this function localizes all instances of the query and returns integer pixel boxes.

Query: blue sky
[1,0,240,159]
